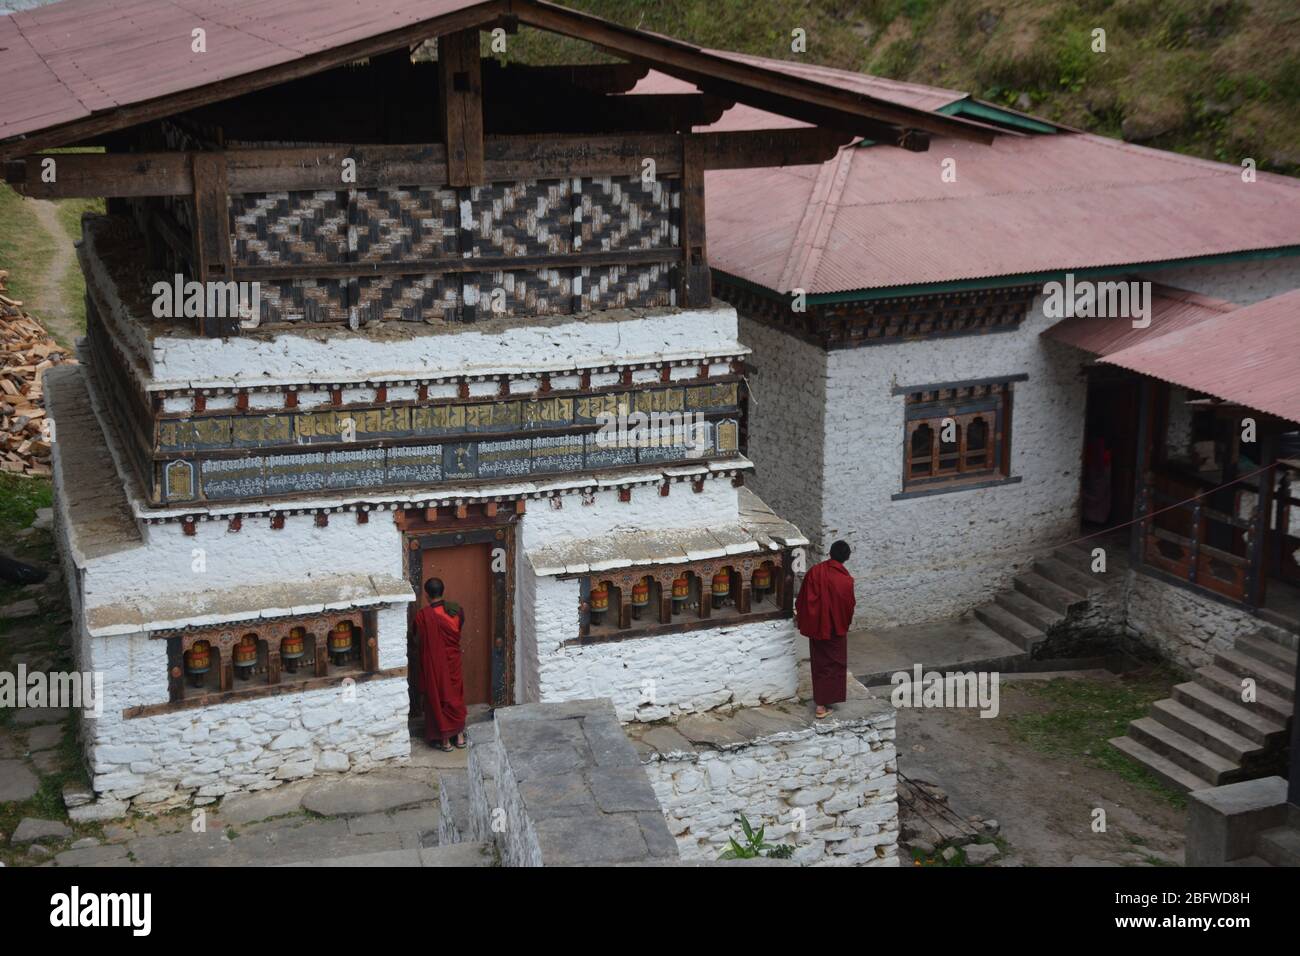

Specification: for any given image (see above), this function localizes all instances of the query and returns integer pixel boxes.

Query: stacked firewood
[0,269,75,477]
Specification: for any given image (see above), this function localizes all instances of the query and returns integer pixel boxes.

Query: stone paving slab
[347,805,440,836]
[300,775,437,816]
[24,724,64,752]
[217,780,315,824]
[12,707,70,726]
[13,818,72,844]
[278,842,495,867]
[0,758,39,802]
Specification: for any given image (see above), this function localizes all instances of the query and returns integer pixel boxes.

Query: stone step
[1171,682,1287,746]
[1107,734,1215,793]
[1147,699,1262,765]
[1213,649,1295,702]
[995,588,1063,633]
[1052,542,1097,574]
[437,770,471,846]
[1013,571,1081,616]
[1224,855,1273,867]
[1256,825,1300,867]
[1195,665,1293,726]
[1126,717,1241,785]
[280,842,496,867]
[1257,606,1300,639]
[1235,632,1298,672]
[973,603,1044,653]
[1033,556,1098,599]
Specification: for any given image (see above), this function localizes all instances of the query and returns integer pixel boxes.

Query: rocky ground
[883,672,1187,868]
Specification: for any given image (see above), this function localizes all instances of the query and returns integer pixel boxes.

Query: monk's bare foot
[815,705,831,719]
[454,733,467,749]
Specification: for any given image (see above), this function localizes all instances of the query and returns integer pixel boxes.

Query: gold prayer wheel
[184,640,211,688]
[232,633,258,680]
[672,574,690,613]
[589,582,609,625]
[752,563,772,596]
[711,569,731,609]
[631,578,650,619]
[281,627,306,672]
[329,621,354,665]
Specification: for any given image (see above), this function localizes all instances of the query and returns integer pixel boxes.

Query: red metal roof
[1101,289,1300,424]
[661,55,1300,295]
[0,0,994,157]
[1043,284,1237,356]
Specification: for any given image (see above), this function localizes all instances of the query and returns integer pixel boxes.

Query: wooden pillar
[1129,379,1154,568]
[1246,436,1277,609]
[438,29,485,187]
[314,631,329,678]
[680,135,710,307]
[191,152,238,338]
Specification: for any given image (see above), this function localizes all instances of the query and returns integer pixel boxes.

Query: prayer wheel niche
[752,563,772,599]
[184,640,211,688]
[631,578,650,620]
[711,568,731,609]
[672,574,690,614]
[233,633,258,681]
[329,621,355,666]
[281,627,306,673]
[589,583,609,625]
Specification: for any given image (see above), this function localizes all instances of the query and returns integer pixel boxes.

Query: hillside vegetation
[512,0,1300,173]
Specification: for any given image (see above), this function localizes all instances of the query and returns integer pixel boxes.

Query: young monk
[414,577,467,751]
[795,540,857,719]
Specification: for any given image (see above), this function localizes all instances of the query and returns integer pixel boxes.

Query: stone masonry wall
[636,697,899,866]
[522,572,799,721]
[818,296,1088,627]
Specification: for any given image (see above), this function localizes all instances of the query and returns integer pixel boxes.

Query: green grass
[1009,672,1188,807]
[55,196,102,336]
[0,184,57,309]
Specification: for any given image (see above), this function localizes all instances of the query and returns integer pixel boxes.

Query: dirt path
[26,198,81,348]
[885,672,1186,866]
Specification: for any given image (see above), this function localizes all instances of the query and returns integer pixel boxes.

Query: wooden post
[191,152,237,337]
[1246,436,1277,609]
[1129,380,1154,568]
[680,135,710,307]
[438,29,485,187]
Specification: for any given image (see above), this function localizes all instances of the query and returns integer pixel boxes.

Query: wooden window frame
[899,379,1017,494]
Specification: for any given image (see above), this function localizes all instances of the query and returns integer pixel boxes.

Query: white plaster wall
[79,511,407,611]
[1152,255,1300,306]
[819,296,1088,627]
[81,602,411,809]
[145,305,748,389]
[645,709,899,867]
[738,316,828,554]
[518,479,739,552]
[520,573,798,721]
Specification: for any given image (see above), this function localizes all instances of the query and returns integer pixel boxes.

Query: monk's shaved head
[829,540,851,563]
[424,577,445,599]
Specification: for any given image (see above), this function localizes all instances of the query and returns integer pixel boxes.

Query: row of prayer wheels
[589,564,775,625]
[183,622,357,685]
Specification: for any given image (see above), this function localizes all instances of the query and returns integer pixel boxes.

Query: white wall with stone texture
[644,706,899,866]
[1152,255,1300,306]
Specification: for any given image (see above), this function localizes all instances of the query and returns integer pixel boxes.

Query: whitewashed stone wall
[644,702,899,866]
[820,297,1087,627]
[521,572,798,720]
[738,316,827,551]
[79,604,411,810]
[1153,255,1300,306]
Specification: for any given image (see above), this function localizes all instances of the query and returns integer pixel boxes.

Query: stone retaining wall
[631,695,899,866]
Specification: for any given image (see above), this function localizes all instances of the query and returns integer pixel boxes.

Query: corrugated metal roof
[0,0,994,156]
[661,53,1300,295]
[1042,284,1237,356]
[1101,288,1300,424]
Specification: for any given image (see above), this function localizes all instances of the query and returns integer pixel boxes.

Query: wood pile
[0,269,75,477]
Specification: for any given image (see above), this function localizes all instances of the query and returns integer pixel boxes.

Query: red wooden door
[417,542,493,706]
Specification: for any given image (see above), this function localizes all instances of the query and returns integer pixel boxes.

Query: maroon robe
[796,559,856,706]
[415,600,467,741]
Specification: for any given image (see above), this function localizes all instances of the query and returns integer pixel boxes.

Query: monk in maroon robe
[796,540,857,718]
[414,577,467,751]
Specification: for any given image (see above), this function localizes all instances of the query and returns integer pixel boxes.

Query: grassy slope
[516,0,1300,173]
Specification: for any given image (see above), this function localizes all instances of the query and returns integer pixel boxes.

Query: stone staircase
[1109,631,1295,793]
[972,542,1102,657]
